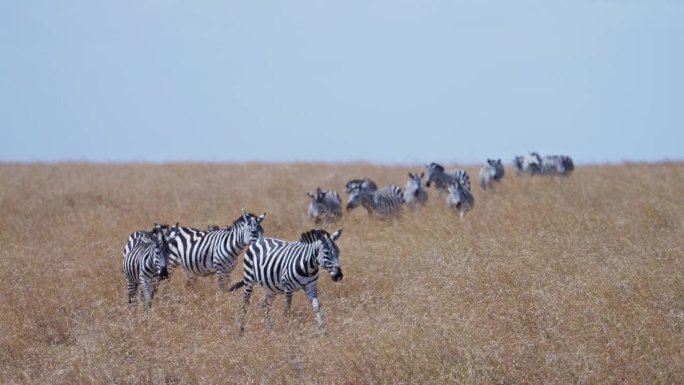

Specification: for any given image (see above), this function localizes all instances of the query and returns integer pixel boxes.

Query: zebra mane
[428,162,444,172]
[300,229,330,244]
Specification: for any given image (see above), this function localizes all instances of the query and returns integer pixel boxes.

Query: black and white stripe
[123,223,178,310]
[307,188,343,224]
[404,172,428,208]
[539,155,574,176]
[479,158,505,190]
[343,178,377,194]
[229,228,343,333]
[447,171,474,218]
[346,184,404,218]
[425,163,471,193]
[168,210,267,290]
[513,152,542,175]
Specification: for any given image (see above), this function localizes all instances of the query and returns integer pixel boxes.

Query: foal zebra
[307,188,343,224]
[404,172,428,208]
[425,163,471,193]
[447,172,474,219]
[346,184,404,218]
[479,158,505,190]
[168,210,267,291]
[229,228,343,334]
[123,223,178,310]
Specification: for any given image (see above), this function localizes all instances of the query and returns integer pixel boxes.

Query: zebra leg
[284,292,293,316]
[216,269,230,291]
[238,284,253,335]
[305,286,324,333]
[126,279,138,306]
[141,279,154,311]
[261,292,276,331]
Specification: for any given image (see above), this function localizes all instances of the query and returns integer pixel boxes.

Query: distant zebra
[539,155,574,176]
[425,163,471,193]
[346,184,404,218]
[123,223,178,310]
[307,188,343,224]
[343,178,377,194]
[168,210,267,290]
[479,158,505,190]
[404,172,428,208]
[229,228,343,334]
[447,172,474,219]
[513,152,542,175]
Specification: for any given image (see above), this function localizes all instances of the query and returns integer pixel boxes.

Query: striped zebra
[307,187,343,224]
[123,223,178,310]
[229,228,343,334]
[168,210,267,291]
[479,158,505,190]
[425,162,471,193]
[446,171,474,219]
[539,155,574,176]
[404,172,428,208]
[513,152,542,175]
[346,184,404,218]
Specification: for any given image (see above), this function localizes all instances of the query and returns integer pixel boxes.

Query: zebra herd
[122,153,573,331]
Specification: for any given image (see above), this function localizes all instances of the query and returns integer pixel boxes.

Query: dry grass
[0,162,682,385]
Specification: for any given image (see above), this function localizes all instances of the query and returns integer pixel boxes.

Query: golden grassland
[0,162,682,385]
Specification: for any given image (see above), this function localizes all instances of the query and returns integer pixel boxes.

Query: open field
[1,162,683,384]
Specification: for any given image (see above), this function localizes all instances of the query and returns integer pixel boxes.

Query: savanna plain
[0,162,683,385]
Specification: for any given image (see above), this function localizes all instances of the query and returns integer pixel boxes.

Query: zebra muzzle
[330,268,343,282]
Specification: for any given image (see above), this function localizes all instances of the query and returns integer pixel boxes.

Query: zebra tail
[227,280,245,292]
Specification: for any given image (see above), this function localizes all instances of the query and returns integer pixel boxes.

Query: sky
[1,0,682,165]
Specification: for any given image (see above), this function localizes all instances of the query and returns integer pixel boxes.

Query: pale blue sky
[1,0,682,165]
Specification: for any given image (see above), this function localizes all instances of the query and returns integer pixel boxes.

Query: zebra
[479,158,505,190]
[343,178,377,194]
[123,223,178,310]
[446,172,474,219]
[404,172,428,208]
[229,228,343,334]
[346,184,404,218]
[513,152,542,175]
[539,155,574,176]
[307,187,343,224]
[425,162,471,194]
[168,209,267,291]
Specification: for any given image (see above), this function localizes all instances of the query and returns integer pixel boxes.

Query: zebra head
[307,188,327,219]
[345,185,371,212]
[343,178,377,194]
[407,172,425,190]
[301,228,344,282]
[239,209,267,244]
[425,162,445,188]
[152,222,178,280]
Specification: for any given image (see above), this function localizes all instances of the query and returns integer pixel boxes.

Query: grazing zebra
[479,158,505,190]
[343,178,377,194]
[404,172,428,208]
[539,155,574,176]
[168,210,267,291]
[307,188,343,224]
[346,184,404,218]
[513,152,542,175]
[123,223,178,310]
[229,228,343,334]
[446,172,474,219]
[425,162,471,193]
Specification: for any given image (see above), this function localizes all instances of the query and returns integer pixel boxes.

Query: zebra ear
[331,228,343,241]
[419,172,424,178]
[258,212,267,222]
[241,208,247,221]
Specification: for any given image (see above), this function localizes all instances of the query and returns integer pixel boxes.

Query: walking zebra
[307,188,343,224]
[446,172,474,219]
[229,228,343,334]
[346,184,404,218]
[404,172,428,208]
[479,158,505,190]
[425,163,471,193]
[168,210,267,291]
[123,223,178,310]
